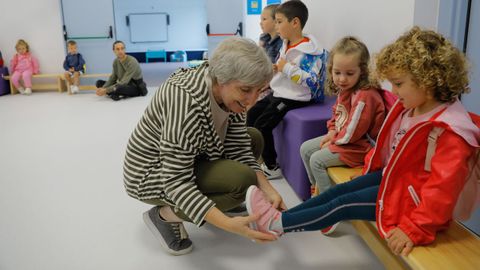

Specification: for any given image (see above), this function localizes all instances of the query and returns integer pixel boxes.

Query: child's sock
[269,212,284,235]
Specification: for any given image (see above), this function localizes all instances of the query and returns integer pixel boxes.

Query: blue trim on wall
[267,0,281,5]
[127,50,205,63]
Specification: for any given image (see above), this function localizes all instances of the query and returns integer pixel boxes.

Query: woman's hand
[96,88,107,96]
[226,214,279,243]
[261,186,287,211]
[256,171,287,211]
[205,207,277,243]
[386,227,414,256]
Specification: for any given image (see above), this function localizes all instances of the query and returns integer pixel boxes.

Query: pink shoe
[245,185,282,236]
[321,222,339,236]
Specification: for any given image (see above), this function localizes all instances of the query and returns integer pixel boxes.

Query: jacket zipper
[408,185,421,206]
[378,122,431,237]
[365,100,400,173]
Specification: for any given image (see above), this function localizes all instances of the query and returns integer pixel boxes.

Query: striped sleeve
[223,113,261,172]
[159,87,216,226]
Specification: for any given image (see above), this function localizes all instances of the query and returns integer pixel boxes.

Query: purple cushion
[273,96,336,200]
[0,67,10,96]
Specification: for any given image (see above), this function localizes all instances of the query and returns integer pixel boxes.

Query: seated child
[257,3,282,101]
[300,37,386,199]
[63,40,86,94]
[246,26,479,256]
[259,4,282,63]
[247,1,327,179]
[10,39,39,95]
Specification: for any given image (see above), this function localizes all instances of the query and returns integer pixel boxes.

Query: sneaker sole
[142,211,193,256]
[321,222,339,236]
[245,186,258,231]
[264,170,283,180]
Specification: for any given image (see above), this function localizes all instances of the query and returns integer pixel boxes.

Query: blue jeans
[282,171,382,232]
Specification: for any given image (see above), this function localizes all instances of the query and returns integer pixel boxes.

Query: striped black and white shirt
[123,62,260,225]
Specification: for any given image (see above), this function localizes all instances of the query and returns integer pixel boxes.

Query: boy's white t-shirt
[270,33,324,102]
[384,104,447,166]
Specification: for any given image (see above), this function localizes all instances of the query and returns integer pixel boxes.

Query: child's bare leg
[73,71,80,86]
[64,72,73,86]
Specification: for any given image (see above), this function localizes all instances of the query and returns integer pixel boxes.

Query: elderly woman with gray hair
[123,37,286,255]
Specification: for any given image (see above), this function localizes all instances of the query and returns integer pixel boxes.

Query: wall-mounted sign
[247,0,262,15]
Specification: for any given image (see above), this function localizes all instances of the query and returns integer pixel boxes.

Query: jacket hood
[283,33,323,55]
[434,99,480,148]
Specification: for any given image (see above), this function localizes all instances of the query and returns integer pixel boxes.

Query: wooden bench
[4,73,111,95]
[4,74,63,94]
[59,73,110,94]
[327,167,480,270]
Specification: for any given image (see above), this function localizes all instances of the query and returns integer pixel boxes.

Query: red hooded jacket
[365,99,480,245]
[327,87,387,167]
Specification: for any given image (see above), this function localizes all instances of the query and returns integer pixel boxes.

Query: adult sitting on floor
[96,40,148,101]
[123,37,286,255]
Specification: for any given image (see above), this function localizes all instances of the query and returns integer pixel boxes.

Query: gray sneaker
[260,163,282,180]
[143,206,193,255]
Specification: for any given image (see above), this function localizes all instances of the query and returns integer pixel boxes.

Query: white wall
[113,0,208,51]
[302,0,416,55]
[212,0,428,58]
[0,0,443,74]
[0,0,65,73]
[244,0,267,42]
[244,0,441,63]
[414,0,440,30]
[206,0,245,56]
[244,0,282,43]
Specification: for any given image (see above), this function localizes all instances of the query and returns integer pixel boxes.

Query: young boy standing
[247,0,326,179]
[63,40,85,94]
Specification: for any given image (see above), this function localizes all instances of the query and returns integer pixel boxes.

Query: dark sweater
[63,53,86,72]
[259,33,283,63]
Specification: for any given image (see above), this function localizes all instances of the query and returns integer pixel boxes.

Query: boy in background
[259,4,282,63]
[248,0,326,179]
[63,40,85,94]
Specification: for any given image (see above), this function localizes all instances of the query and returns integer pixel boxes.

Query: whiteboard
[129,13,168,43]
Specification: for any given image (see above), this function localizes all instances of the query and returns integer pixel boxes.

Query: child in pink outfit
[10,39,39,95]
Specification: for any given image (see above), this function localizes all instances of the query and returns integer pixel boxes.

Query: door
[205,0,244,56]
[463,0,480,114]
[461,0,480,235]
[61,0,116,73]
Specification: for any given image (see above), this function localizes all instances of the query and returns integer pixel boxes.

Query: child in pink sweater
[10,39,39,95]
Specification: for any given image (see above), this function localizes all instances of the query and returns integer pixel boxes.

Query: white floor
[0,88,384,270]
